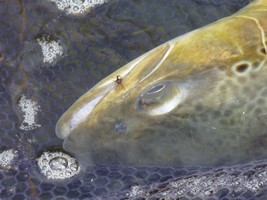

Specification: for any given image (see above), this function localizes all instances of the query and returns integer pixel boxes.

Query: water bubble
[73,6,79,11]
[48,46,54,52]
[41,165,47,170]
[42,158,48,165]
[70,163,78,171]
[49,157,68,171]
[72,0,85,4]
[65,170,71,176]
[46,170,52,176]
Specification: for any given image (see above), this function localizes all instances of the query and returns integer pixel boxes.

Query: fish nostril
[114,122,127,135]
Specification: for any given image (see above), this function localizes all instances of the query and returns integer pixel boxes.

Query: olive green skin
[56,0,267,167]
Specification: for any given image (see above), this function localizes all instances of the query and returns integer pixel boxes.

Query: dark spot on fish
[212,111,221,119]
[252,61,260,69]
[224,109,232,117]
[236,63,249,73]
[260,48,266,55]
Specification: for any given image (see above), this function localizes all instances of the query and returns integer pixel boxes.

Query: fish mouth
[60,125,126,166]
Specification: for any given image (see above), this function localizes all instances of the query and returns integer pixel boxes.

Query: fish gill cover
[1,0,265,200]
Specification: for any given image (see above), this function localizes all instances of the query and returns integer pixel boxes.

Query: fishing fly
[115,75,125,90]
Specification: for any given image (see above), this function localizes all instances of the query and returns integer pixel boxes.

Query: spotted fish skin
[55,0,267,167]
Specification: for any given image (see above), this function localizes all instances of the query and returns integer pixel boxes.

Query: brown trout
[56,0,267,167]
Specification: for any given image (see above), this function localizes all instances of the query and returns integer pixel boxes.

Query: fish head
[56,4,267,166]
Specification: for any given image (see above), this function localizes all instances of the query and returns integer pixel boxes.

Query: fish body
[56,0,267,167]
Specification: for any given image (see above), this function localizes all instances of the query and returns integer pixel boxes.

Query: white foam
[0,149,18,169]
[18,95,41,131]
[48,0,109,16]
[128,185,143,198]
[37,36,63,65]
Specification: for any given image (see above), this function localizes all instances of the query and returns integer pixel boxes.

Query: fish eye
[114,122,127,135]
[136,82,185,116]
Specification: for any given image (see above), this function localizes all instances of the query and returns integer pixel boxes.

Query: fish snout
[55,117,71,139]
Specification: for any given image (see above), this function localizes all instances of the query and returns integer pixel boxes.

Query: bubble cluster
[37,36,64,65]
[0,149,18,169]
[130,162,267,199]
[122,161,267,199]
[48,0,108,16]
[128,184,143,198]
[18,95,41,131]
[37,151,80,180]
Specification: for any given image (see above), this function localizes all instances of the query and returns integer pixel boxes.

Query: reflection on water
[2,0,266,199]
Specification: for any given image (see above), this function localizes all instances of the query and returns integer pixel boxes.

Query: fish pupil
[147,84,165,94]
[236,64,249,73]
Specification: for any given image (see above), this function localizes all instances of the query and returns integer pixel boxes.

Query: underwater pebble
[18,95,41,131]
[37,36,63,65]
[0,149,18,169]
[37,151,80,180]
[48,0,108,16]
